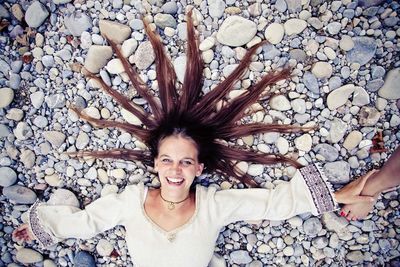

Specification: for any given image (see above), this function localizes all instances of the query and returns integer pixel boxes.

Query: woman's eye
[162,158,171,163]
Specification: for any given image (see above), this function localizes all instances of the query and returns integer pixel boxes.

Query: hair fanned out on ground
[68,9,315,186]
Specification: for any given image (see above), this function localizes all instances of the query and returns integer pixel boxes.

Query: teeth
[167,177,184,183]
[166,177,184,185]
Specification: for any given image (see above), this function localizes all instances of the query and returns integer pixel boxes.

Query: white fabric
[29,167,334,267]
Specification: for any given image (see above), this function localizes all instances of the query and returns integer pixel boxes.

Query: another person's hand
[334,170,377,205]
[12,223,36,243]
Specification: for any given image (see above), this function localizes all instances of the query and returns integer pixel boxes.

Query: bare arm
[361,146,400,196]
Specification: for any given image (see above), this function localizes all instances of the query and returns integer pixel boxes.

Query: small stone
[324,161,350,184]
[264,23,284,45]
[270,95,291,111]
[291,99,306,114]
[45,174,62,187]
[53,0,72,4]
[322,212,348,233]
[99,20,132,44]
[84,46,113,73]
[0,167,17,187]
[43,131,66,147]
[161,2,178,14]
[303,218,322,237]
[276,137,289,155]
[294,134,312,152]
[359,106,380,126]
[289,49,307,62]
[105,59,124,74]
[230,250,252,264]
[199,37,215,51]
[111,168,126,179]
[343,131,363,150]
[303,72,319,93]
[312,62,333,79]
[121,38,138,58]
[14,122,33,140]
[326,22,341,35]
[216,16,257,47]
[96,239,114,256]
[208,0,225,18]
[134,41,155,70]
[0,88,14,108]
[76,132,89,149]
[307,17,323,30]
[3,185,37,204]
[275,0,287,12]
[390,114,400,127]
[314,144,338,161]
[64,11,92,36]
[326,84,355,110]
[20,150,35,168]
[33,115,48,128]
[346,251,364,263]
[25,1,49,28]
[347,37,377,66]
[74,251,96,267]
[371,66,385,79]
[284,19,307,35]
[312,236,328,249]
[366,79,384,92]
[16,248,43,264]
[121,108,142,125]
[11,4,24,21]
[378,68,400,100]
[154,13,177,29]
[352,87,370,106]
[247,164,264,176]
[329,118,347,143]
[283,246,294,256]
[173,56,186,83]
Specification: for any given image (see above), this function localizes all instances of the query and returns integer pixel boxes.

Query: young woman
[13,10,376,267]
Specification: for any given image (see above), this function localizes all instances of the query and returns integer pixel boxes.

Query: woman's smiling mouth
[166,177,185,186]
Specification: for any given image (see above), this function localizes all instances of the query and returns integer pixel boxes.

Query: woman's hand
[12,223,36,243]
[334,170,377,204]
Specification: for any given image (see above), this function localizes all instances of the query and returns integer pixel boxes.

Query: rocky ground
[1,0,400,266]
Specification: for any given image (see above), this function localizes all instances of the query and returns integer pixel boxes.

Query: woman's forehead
[158,136,199,157]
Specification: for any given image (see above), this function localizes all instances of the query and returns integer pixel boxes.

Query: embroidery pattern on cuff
[299,164,339,214]
[28,201,57,247]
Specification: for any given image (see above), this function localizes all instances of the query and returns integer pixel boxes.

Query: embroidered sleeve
[299,163,339,214]
[28,201,59,247]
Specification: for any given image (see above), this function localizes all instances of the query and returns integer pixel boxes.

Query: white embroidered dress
[28,164,338,267]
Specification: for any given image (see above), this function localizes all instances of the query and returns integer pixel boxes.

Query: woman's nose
[171,163,182,173]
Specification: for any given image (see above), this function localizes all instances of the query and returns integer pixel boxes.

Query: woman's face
[154,135,204,196]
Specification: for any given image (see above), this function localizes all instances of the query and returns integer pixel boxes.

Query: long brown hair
[69,10,313,186]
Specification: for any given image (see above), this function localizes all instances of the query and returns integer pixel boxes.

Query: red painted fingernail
[340,211,344,216]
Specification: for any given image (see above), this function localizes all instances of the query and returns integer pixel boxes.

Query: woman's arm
[210,164,374,226]
[13,185,138,247]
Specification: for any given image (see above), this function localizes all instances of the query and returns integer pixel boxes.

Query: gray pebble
[161,2,178,14]
[9,73,21,89]
[0,167,17,187]
[324,161,350,184]
[303,72,319,94]
[314,144,339,162]
[64,11,92,36]
[303,218,322,237]
[25,1,49,28]
[366,79,384,92]
[42,55,55,68]
[230,250,252,264]
[3,185,37,204]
